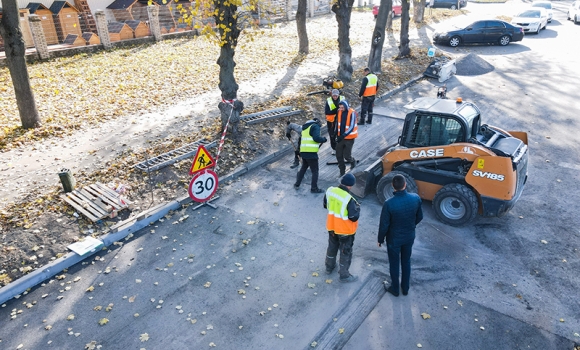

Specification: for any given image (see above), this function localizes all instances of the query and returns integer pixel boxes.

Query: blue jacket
[377,190,423,246]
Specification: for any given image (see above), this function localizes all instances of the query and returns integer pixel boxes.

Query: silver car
[511,8,548,34]
[531,1,553,23]
[568,1,580,24]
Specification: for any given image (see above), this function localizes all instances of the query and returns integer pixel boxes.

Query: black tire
[392,10,396,18]
[499,35,510,46]
[450,4,457,10]
[575,15,580,24]
[376,171,418,203]
[433,183,479,226]
[449,36,461,47]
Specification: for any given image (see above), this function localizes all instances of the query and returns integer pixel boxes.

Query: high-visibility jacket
[300,125,320,153]
[326,96,345,122]
[337,108,358,140]
[362,74,378,97]
[326,187,358,235]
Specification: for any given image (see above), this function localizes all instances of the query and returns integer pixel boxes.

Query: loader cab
[400,98,481,148]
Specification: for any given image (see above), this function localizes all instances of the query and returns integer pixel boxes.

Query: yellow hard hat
[333,80,344,89]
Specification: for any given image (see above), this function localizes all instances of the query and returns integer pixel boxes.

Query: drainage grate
[240,106,302,125]
[134,139,216,173]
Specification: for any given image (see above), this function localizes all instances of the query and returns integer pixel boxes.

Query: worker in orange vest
[334,100,358,177]
[325,89,345,154]
[358,67,379,125]
[323,173,361,283]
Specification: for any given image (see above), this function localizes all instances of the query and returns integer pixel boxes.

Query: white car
[531,1,553,23]
[511,8,548,34]
[568,1,580,24]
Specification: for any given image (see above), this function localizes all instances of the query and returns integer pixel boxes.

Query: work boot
[311,188,324,194]
[350,158,356,170]
[290,161,300,169]
[339,275,358,283]
[359,120,365,125]
[326,266,336,275]
[293,184,299,190]
[331,150,336,155]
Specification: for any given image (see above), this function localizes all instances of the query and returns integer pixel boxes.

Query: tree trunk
[214,1,243,135]
[413,0,426,23]
[0,0,42,129]
[296,0,309,54]
[332,0,355,82]
[397,0,411,58]
[368,0,392,73]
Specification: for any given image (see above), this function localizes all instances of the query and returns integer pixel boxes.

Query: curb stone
[0,75,424,306]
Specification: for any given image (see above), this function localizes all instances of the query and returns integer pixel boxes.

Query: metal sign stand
[191,195,220,211]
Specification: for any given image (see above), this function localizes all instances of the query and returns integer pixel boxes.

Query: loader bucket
[349,158,383,198]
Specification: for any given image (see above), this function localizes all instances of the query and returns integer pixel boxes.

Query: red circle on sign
[188,169,219,202]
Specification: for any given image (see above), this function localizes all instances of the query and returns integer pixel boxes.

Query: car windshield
[532,2,551,9]
[516,10,541,18]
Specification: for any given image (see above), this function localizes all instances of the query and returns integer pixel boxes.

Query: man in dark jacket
[325,89,344,154]
[294,118,327,193]
[358,67,379,125]
[323,173,361,283]
[377,174,423,296]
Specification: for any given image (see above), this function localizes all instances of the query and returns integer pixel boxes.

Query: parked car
[511,8,548,34]
[428,0,467,10]
[432,20,524,47]
[373,0,402,19]
[568,1,580,24]
[531,1,553,23]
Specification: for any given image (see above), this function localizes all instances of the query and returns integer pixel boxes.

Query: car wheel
[576,15,580,24]
[433,183,479,226]
[450,4,457,10]
[376,171,418,203]
[449,36,461,47]
[567,11,570,20]
[499,35,510,46]
[392,10,396,18]
[536,25,541,34]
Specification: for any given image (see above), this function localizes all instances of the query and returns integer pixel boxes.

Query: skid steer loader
[352,97,529,226]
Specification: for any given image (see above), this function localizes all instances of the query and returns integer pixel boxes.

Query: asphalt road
[1,2,579,350]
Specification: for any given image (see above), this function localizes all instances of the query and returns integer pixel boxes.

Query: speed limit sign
[188,169,219,202]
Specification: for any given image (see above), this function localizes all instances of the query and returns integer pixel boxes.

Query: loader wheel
[433,183,478,226]
[376,171,418,203]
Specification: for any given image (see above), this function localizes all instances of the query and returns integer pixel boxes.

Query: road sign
[189,145,215,175]
[188,169,219,202]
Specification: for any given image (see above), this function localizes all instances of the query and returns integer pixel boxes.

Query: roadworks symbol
[189,145,215,175]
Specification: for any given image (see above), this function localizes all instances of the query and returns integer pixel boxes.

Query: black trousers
[295,157,319,190]
[387,241,414,294]
[360,96,375,123]
[335,139,355,175]
[325,231,355,279]
[327,120,337,150]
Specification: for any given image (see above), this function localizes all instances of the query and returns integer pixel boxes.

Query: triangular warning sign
[189,145,215,175]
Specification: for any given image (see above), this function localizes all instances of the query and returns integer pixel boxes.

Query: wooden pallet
[60,182,131,222]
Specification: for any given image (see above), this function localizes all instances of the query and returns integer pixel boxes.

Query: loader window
[409,115,463,147]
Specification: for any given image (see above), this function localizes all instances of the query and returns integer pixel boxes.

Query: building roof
[26,3,51,14]
[82,32,97,41]
[124,20,143,30]
[108,22,130,33]
[49,1,79,14]
[107,0,140,10]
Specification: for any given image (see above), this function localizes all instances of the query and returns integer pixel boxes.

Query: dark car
[432,20,524,47]
[428,0,467,10]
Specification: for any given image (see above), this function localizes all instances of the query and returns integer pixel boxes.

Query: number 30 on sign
[188,169,219,202]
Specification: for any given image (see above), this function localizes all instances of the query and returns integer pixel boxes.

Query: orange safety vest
[326,96,345,122]
[336,108,358,140]
[363,73,378,97]
[326,187,358,235]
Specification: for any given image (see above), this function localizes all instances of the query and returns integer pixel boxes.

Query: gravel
[455,53,495,76]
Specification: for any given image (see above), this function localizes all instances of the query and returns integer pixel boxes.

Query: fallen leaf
[457,300,463,307]
[238,289,246,295]
[540,240,548,244]
[98,318,109,326]
[67,314,75,320]
[325,279,332,284]
[291,272,297,278]
[421,313,431,320]
[85,341,97,350]
[140,333,150,342]
[417,344,423,348]
[209,343,216,347]
[86,286,95,292]
[204,282,212,288]
[307,283,316,288]
[136,279,142,283]
[311,341,318,347]
[559,318,564,322]
[338,328,344,334]
[312,272,319,277]
[129,296,136,303]
[94,305,102,311]
[480,326,485,330]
